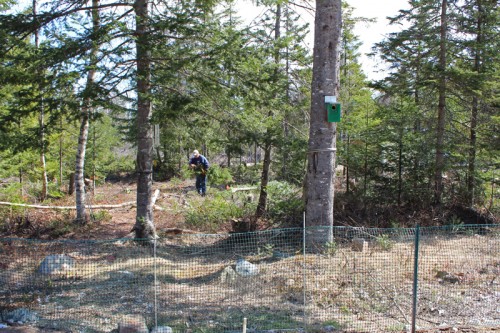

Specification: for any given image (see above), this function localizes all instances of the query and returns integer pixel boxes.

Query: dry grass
[1,230,499,333]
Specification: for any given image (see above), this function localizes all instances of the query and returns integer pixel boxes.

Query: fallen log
[231,186,257,193]
[0,201,136,210]
[0,189,168,211]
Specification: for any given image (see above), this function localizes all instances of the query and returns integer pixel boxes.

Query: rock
[220,266,237,284]
[235,259,259,277]
[38,254,75,275]
[109,270,135,280]
[118,315,148,333]
[150,326,173,333]
[1,308,38,325]
[0,327,41,333]
[435,271,460,283]
[272,250,293,259]
[352,238,367,252]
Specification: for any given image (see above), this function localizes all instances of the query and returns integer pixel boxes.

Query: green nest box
[327,102,341,123]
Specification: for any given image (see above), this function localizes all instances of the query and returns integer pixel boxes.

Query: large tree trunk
[134,0,157,240]
[74,0,99,224]
[304,0,341,242]
[434,0,448,204]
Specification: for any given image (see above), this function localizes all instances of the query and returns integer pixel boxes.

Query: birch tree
[75,0,100,224]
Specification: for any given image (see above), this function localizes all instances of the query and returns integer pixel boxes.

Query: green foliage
[324,241,338,257]
[265,181,304,226]
[47,218,74,238]
[178,164,194,181]
[207,165,233,187]
[185,191,243,232]
[272,135,308,186]
[90,210,112,223]
[0,181,24,203]
[375,234,394,251]
[230,163,261,185]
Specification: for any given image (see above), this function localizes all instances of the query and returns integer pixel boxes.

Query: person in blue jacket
[189,150,209,196]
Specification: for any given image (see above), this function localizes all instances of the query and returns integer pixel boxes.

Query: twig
[367,272,410,324]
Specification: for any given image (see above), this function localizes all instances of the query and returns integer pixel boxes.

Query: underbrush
[0,207,115,239]
[184,181,304,232]
[184,190,248,233]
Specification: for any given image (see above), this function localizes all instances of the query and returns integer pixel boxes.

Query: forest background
[0,0,498,239]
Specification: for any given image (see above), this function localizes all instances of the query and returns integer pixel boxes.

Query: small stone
[352,238,368,252]
[118,315,148,333]
[109,270,135,280]
[220,266,237,283]
[151,326,173,333]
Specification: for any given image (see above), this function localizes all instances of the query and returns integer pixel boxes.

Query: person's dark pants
[195,174,207,195]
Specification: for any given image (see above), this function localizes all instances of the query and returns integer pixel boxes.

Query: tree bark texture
[134,0,157,240]
[255,3,281,219]
[75,107,90,223]
[305,0,341,242]
[75,0,99,224]
[256,144,271,218]
[467,0,483,207]
[434,0,448,204]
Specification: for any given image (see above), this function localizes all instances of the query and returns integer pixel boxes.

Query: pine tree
[305,0,341,240]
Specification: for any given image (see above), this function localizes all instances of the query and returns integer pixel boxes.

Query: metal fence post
[302,211,307,332]
[411,224,420,333]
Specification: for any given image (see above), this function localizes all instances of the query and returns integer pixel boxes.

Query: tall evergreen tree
[452,0,499,206]
[305,0,341,240]
[373,0,460,205]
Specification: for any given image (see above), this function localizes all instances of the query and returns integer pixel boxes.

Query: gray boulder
[38,254,75,275]
[2,308,38,324]
[235,259,259,277]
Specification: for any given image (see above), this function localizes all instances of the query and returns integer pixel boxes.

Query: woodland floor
[1,179,236,240]
[1,176,498,240]
[0,179,499,333]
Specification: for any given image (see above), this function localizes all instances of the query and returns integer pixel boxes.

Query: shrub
[265,181,304,226]
[230,163,261,185]
[375,234,394,251]
[207,165,233,187]
[0,182,24,203]
[185,191,243,232]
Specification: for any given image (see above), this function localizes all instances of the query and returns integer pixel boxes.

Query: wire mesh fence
[0,224,499,332]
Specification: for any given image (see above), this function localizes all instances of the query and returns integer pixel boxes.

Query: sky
[236,0,410,80]
[346,0,410,80]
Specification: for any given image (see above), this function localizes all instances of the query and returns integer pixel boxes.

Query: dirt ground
[1,180,499,333]
[1,178,497,240]
[0,179,237,240]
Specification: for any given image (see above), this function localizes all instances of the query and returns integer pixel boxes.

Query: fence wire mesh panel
[0,225,499,332]
[304,226,417,332]
[416,225,500,330]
